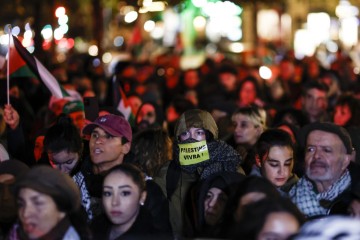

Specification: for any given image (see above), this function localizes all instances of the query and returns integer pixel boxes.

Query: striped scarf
[290,170,351,218]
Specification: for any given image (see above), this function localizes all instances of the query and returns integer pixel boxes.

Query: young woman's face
[261,146,294,188]
[257,212,300,240]
[232,113,262,146]
[17,188,65,239]
[334,104,352,127]
[48,150,79,175]
[204,187,228,226]
[102,171,146,233]
[179,127,206,142]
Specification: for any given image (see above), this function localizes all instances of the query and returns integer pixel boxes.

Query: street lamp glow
[41,25,53,40]
[113,36,124,47]
[227,28,242,41]
[294,29,316,59]
[307,12,330,45]
[143,0,153,7]
[139,1,166,13]
[144,20,155,32]
[58,15,69,25]
[24,30,33,39]
[229,42,244,53]
[55,7,66,17]
[0,35,10,45]
[193,16,206,31]
[25,23,31,31]
[22,38,32,48]
[150,22,164,39]
[12,26,20,36]
[124,11,138,23]
[59,24,69,34]
[102,52,112,64]
[192,0,207,8]
[54,28,64,40]
[259,66,272,80]
[88,45,98,56]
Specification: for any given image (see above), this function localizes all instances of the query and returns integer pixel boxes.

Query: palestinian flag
[112,76,135,126]
[8,35,68,98]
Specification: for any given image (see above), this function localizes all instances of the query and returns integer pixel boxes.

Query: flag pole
[6,25,11,105]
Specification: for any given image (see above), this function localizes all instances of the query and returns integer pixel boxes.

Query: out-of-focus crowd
[1,48,360,240]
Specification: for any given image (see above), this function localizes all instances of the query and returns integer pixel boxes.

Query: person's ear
[140,191,147,206]
[342,153,352,171]
[122,142,131,154]
[255,154,261,167]
[255,126,263,137]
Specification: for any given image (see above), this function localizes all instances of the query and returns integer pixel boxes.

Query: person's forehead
[233,113,251,120]
[306,88,327,97]
[140,104,155,112]
[93,126,110,135]
[208,187,224,194]
[268,145,293,154]
[187,127,204,131]
[307,130,342,144]
[336,104,350,111]
[105,171,138,187]
[51,150,77,158]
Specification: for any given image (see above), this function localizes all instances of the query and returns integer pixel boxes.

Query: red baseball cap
[82,114,132,142]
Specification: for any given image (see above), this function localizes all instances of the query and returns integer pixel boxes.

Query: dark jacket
[183,172,245,238]
[329,161,360,216]
[91,207,171,240]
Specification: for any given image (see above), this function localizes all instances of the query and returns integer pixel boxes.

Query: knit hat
[14,165,80,213]
[175,109,218,140]
[301,122,353,154]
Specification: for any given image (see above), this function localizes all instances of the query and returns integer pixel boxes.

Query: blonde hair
[232,106,267,131]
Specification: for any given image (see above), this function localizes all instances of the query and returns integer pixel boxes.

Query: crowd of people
[1,48,360,239]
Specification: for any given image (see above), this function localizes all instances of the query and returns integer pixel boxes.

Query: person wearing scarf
[159,109,244,237]
[290,122,360,218]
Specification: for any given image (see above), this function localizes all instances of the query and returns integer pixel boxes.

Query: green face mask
[178,140,210,166]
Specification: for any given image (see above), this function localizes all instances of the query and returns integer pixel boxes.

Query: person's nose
[208,197,218,208]
[313,147,321,159]
[278,166,284,175]
[112,194,120,206]
[21,203,33,219]
[94,136,105,144]
[58,164,66,173]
